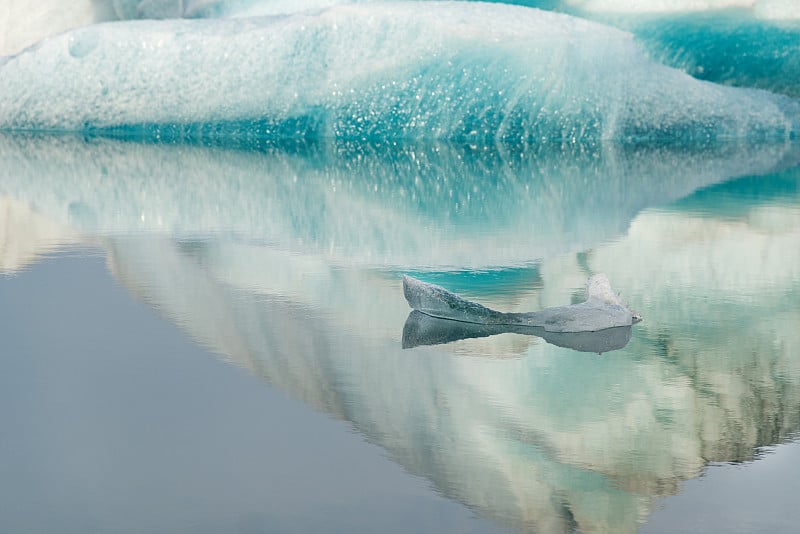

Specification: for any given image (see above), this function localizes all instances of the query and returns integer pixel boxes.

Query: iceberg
[403,273,641,332]
[0,3,797,144]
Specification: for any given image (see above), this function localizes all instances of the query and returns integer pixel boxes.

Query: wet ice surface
[1,138,799,533]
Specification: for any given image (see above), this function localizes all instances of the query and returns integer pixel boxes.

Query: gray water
[1,134,799,533]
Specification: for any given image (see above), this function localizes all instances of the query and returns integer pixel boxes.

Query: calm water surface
[1,134,799,533]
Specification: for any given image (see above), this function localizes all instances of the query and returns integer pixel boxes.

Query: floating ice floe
[403,273,641,333]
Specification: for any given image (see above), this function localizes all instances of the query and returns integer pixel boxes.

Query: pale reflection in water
[1,132,797,269]
[0,135,799,533]
[402,311,633,354]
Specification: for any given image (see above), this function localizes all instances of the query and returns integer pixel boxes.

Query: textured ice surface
[403,274,640,332]
[0,2,797,144]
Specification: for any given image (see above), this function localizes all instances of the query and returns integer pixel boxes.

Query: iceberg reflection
[1,134,796,268]
[98,178,800,533]
[1,138,799,533]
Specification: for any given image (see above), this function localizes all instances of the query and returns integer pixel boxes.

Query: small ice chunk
[403,273,641,333]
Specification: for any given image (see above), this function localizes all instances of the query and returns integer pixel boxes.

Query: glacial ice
[0,2,797,144]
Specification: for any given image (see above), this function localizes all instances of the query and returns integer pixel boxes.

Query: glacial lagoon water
[1,134,799,533]
[2,1,800,532]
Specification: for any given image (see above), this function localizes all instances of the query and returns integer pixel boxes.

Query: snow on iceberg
[0,2,797,144]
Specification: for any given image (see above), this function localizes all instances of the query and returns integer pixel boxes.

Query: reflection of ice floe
[402,310,633,354]
[0,134,796,269]
[403,273,640,332]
